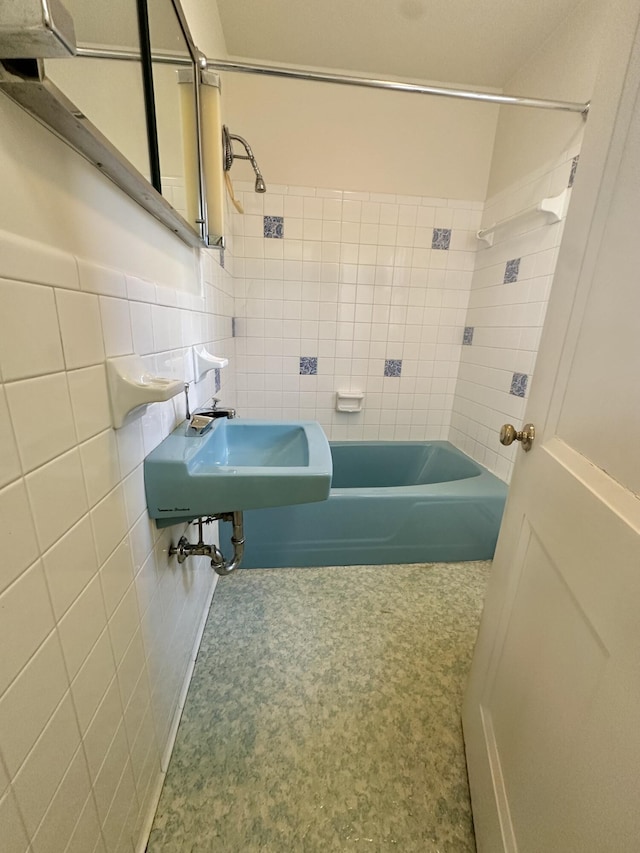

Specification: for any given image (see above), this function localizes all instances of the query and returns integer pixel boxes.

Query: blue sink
[144,418,332,527]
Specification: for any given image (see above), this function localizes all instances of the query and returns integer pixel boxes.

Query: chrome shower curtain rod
[75,49,589,115]
[206,58,590,116]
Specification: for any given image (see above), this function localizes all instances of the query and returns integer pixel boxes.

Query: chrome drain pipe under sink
[169,512,244,576]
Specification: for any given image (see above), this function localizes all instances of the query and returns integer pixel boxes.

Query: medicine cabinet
[0,0,223,248]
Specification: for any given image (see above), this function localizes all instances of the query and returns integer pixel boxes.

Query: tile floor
[148,561,490,852]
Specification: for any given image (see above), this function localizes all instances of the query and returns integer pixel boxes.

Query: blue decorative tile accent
[432,228,451,250]
[463,327,474,346]
[299,356,318,375]
[384,359,402,377]
[264,215,284,238]
[510,372,528,398]
[568,155,579,188]
[504,258,521,283]
[214,368,221,393]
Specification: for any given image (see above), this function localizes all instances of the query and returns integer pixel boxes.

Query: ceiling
[215,0,587,90]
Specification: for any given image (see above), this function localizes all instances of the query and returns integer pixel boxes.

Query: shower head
[222,125,267,193]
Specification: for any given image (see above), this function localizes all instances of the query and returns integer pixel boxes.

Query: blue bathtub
[224,441,507,568]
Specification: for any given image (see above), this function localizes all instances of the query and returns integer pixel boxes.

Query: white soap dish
[335,391,364,413]
[107,355,184,429]
[192,345,228,383]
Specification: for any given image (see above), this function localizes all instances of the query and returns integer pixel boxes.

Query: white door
[462,9,640,853]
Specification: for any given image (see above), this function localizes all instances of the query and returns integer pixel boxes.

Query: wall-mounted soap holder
[155,349,193,385]
[335,391,364,413]
[107,355,184,429]
[192,346,228,383]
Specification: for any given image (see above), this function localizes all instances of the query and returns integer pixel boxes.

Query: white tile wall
[232,183,481,441]
[231,160,578,481]
[0,223,236,853]
[0,388,21,488]
[0,280,65,381]
[7,374,77,473]
[450,147,581,481]
[41,516,99,620]
[56,290,106,370]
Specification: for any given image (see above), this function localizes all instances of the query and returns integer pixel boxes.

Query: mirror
[45,0,202,227]
[147,0,201,231]
[43,0,151,180]
[0,0,208,246]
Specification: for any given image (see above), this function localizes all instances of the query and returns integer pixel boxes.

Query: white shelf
[477,188,569,246]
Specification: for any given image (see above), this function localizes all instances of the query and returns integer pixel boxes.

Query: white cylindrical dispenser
[200,70,225,243]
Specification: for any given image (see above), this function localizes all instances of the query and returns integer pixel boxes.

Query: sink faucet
[187,398,236,435]
[197,398,236,419]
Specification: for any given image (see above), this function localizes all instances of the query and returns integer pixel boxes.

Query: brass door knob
[500,423,535,452]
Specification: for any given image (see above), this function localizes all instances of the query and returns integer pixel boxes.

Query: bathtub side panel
[228,474,507,568]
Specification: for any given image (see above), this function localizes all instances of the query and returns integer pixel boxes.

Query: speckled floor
[147,562,490,853]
